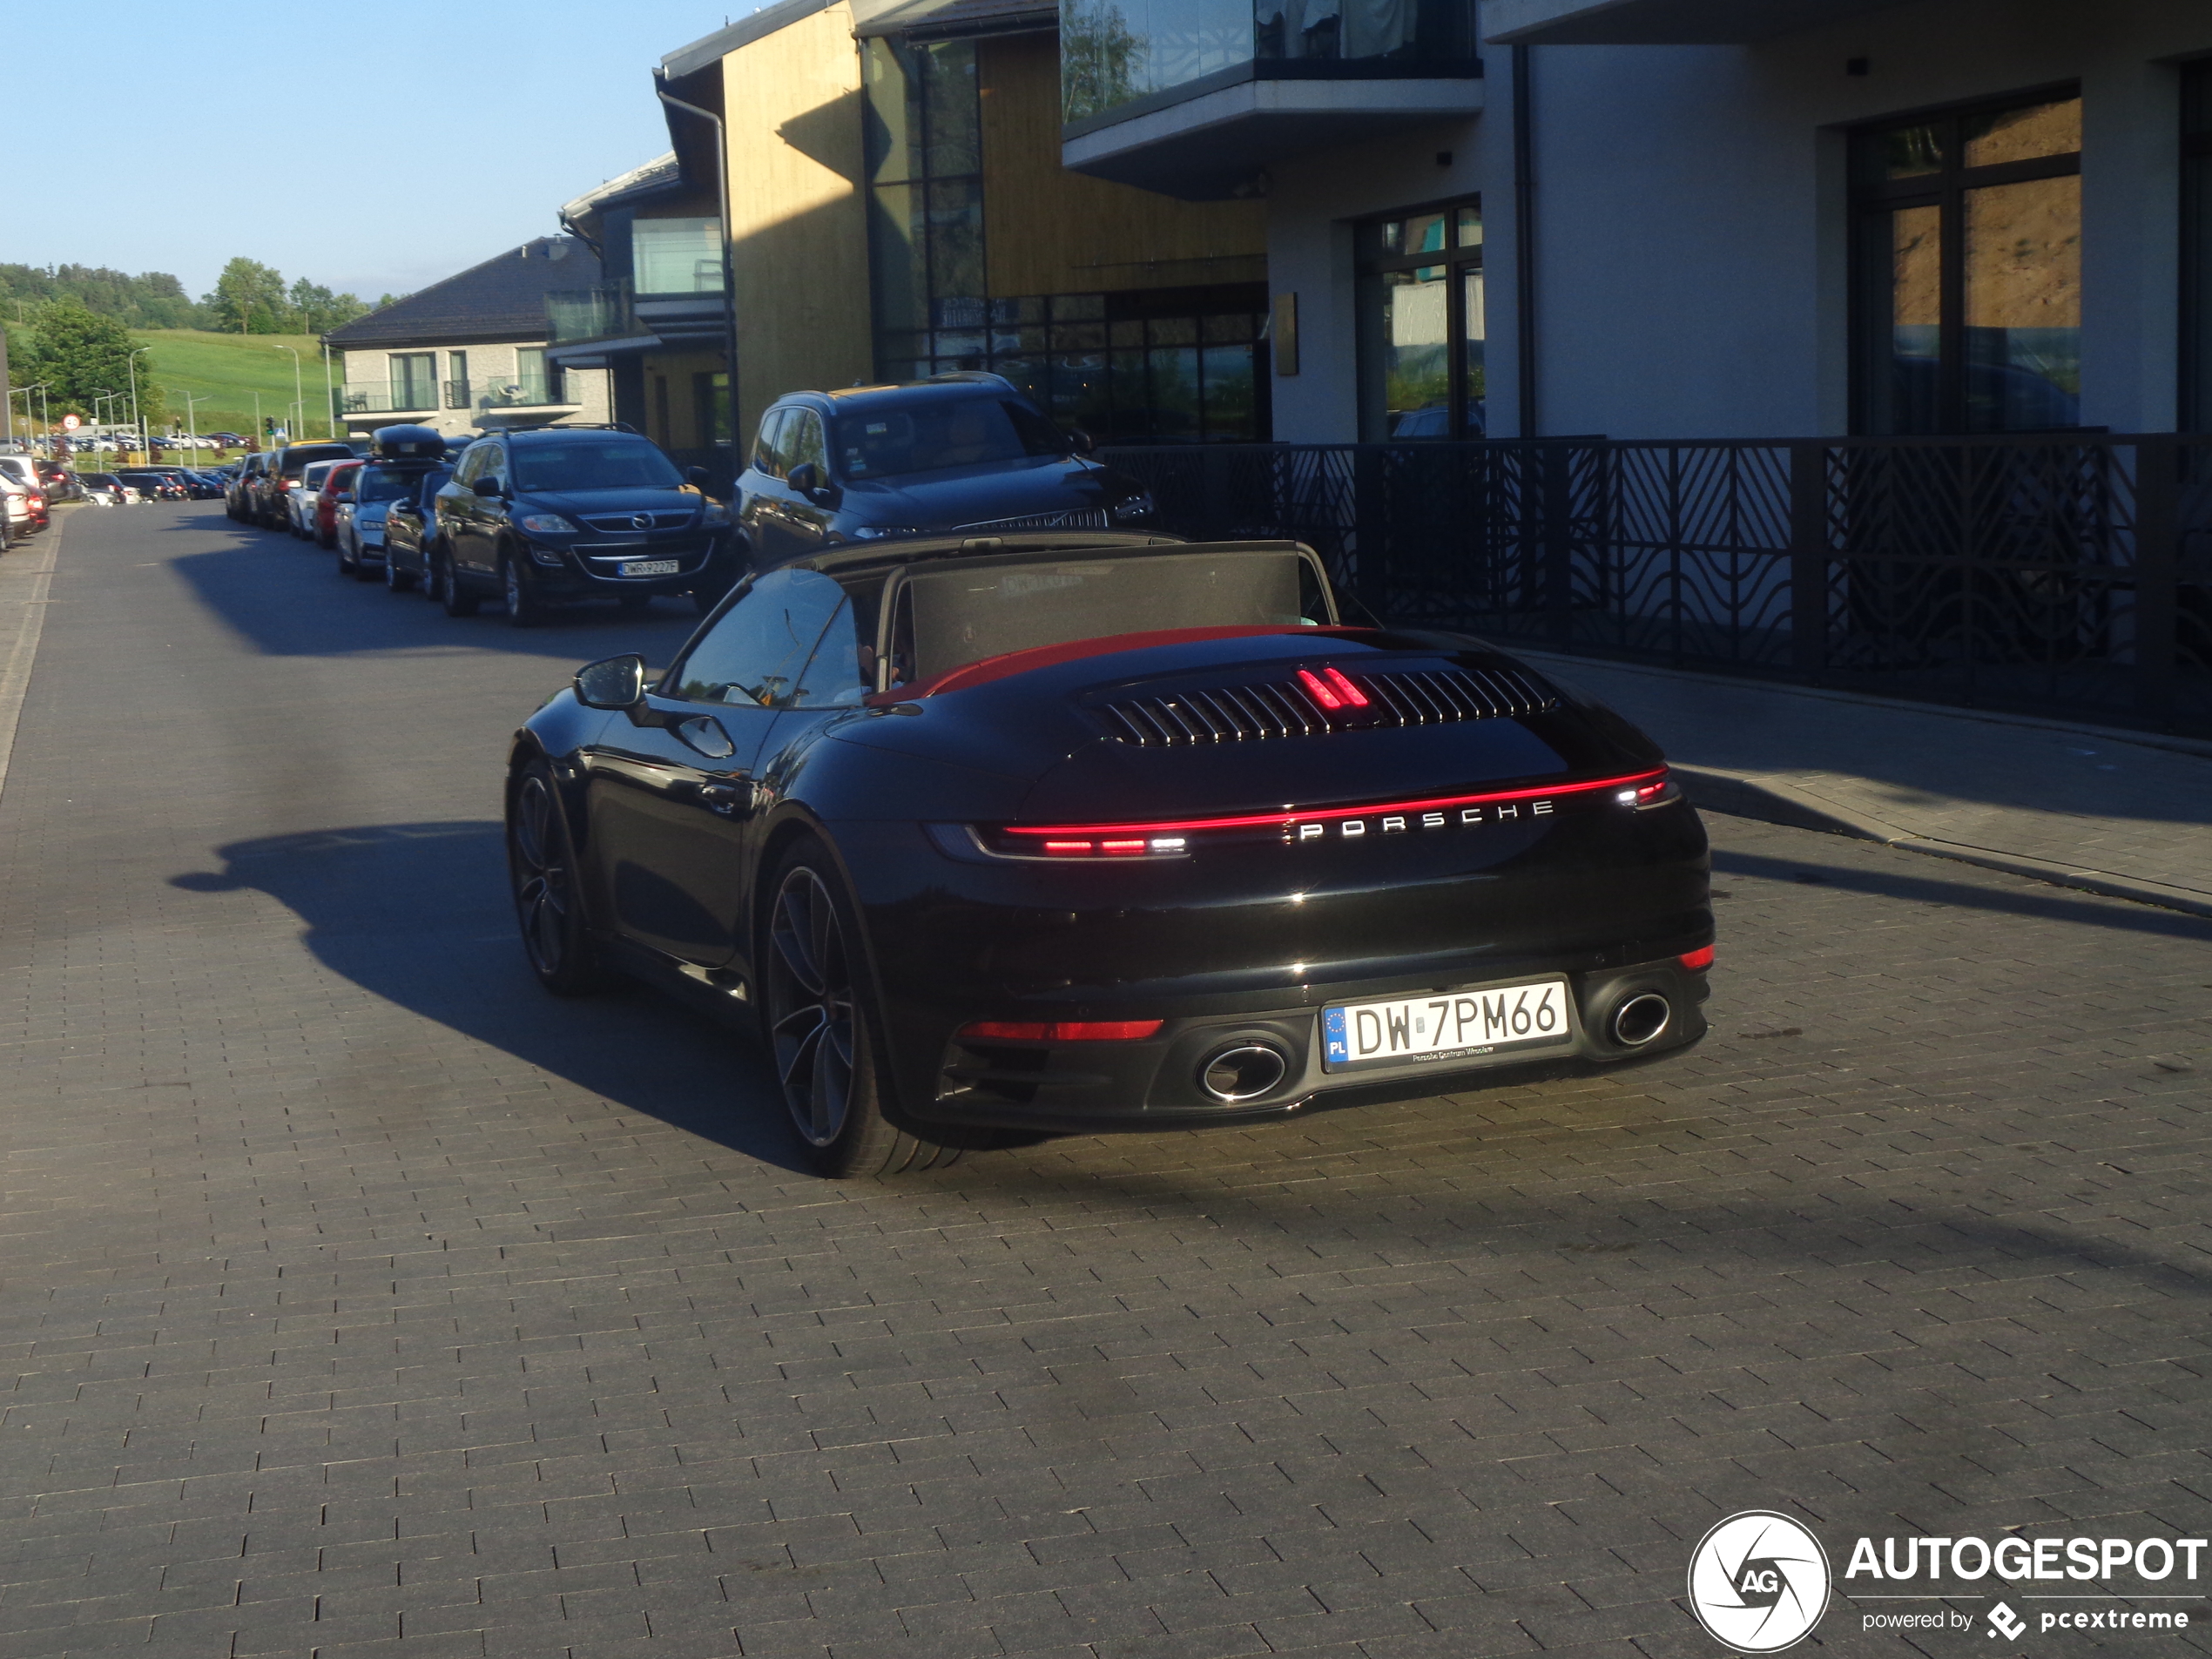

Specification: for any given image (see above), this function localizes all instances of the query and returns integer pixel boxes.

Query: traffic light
[263,416,275,435]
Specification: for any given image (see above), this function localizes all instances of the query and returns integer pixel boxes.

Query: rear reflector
[1679,945,1715,971]
[958,1020,1164,1042]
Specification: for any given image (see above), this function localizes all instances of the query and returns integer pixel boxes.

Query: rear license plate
[618,558,680,577]
[1322,979,1571,1071]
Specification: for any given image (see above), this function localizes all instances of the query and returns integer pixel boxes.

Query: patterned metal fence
[1100,435,2212,737]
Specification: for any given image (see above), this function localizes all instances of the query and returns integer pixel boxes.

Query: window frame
[1848,84,2083,435]
[2182,58,2212,435]
[1354,195,1485,441]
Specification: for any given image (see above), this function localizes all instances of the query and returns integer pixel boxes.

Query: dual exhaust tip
[1194,992,1673,1102]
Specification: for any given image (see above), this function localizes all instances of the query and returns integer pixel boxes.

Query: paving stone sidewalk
[0,505,2205,1659]
[1516,650,2212,915]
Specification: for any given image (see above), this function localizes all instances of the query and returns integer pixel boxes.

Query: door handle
[698,779,752,817]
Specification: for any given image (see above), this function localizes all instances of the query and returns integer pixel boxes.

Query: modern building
[643,0,1276,455]
[322,238,612,439]
[545,154,734,479]
[1059,0,2212,443]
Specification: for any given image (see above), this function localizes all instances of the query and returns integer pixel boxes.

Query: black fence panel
[1103,435,2212,738]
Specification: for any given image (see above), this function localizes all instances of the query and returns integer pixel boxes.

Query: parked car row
[227,422,739,626]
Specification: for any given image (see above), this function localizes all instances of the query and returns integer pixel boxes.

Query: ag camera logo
[1688,1511,1831,1652]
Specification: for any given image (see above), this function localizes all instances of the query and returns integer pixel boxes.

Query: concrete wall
[1262,0,2210,442]
[720,0,873,446]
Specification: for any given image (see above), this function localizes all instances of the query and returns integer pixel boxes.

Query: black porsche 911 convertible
[506,532,1714,1177]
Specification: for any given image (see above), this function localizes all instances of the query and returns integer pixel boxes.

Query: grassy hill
[133,329,342,446]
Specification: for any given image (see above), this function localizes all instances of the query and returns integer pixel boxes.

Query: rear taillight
[1679,945,1715,971]
[957,1020,1163,1042]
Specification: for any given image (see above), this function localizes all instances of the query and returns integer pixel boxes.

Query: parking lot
[0,502,2207,1657]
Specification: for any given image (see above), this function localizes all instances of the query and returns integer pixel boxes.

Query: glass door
[1358,198,1485,439]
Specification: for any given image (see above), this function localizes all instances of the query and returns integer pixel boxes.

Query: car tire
[759,837,959,1178]
[319,527,336,550]
[507,759,608,997]
[502,550,543,628]
[440,554,481,617]
[384,549,415,592]
[336,532,358,577]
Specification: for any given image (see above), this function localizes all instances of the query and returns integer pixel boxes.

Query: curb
[1673,765,2212,921]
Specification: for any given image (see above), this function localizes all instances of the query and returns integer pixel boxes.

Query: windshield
[898,550,1328,683]
[356,466,416,503]
[510,439,683,493]
[833,395,1068,481]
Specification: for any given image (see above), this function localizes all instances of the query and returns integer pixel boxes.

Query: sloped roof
[322,236,603,350]
[562,154,684,223]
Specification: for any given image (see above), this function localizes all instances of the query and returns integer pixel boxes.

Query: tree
[287,278,369,336]
[206,258,290,334]
[20,301,164,427]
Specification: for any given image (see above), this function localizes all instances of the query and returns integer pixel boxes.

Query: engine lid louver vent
[1096,664,1557,746]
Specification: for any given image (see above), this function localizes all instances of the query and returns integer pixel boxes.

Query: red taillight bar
[999,768,1668,840]
[959,1020,1164,1042]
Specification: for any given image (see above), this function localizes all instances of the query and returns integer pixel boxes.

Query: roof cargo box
[369,424,446,461]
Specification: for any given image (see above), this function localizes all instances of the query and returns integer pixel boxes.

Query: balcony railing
[479,372,575,409]
[548,280,637,346]
[1062,0,1481,127]
[334,385,439,417]
[444,380,471,410]
[1099,434,2212,737]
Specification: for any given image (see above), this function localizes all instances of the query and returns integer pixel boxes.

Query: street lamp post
[126,345,151,462]
[273,346,302,448]
[91,390,117,470]
[173,388,212,462]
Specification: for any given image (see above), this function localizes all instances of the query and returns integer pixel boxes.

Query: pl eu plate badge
[1324,1007,1350,1065]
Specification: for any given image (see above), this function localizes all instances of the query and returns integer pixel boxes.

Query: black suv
[431,428,733,625]
[735,372,1153,566]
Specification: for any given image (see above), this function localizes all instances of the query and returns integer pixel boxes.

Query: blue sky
[7,2,760,306]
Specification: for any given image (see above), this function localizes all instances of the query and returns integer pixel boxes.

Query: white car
[288,459,344,540]
[0,475,35,536]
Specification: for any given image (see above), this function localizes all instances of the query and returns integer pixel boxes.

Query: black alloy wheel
[760,840,957,1177]
[384,546,415,592]
[507,760,605,995]
[502,550,543,628]
[440,550,480,617]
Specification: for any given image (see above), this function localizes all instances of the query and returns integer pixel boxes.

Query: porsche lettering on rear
[1292,799,1556,841]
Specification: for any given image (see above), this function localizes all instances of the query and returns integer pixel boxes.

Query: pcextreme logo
[1688,1512,1833,1653]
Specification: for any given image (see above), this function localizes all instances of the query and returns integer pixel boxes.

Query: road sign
[61,415,79,431]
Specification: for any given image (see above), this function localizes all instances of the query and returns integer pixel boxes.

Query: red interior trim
[1000,768,1669,838]
[865,624,1371,705]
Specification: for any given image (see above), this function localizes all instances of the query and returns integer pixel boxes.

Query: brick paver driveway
[0,503,2208,1659]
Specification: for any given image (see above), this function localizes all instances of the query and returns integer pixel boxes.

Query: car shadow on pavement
[1712,846,2212,941]
[169,819,813,1174]
[162,517,705,662]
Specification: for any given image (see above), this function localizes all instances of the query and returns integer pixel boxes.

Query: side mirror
[471,475,502,497]
[1069,428,1096,455]
[686,465,711,488]
[574,652,647,711]
[786,461,819,496]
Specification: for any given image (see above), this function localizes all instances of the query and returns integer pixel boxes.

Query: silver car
[335,462,422,579]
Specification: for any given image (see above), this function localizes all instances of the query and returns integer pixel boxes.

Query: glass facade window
[863,33,1266,442]
[1852,92,2083,435]
[2184,61,2212,434]
[632,218,725,293]
[1062,0,1480,126]
[388,352,435,410]
[1357,198,1484,439]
